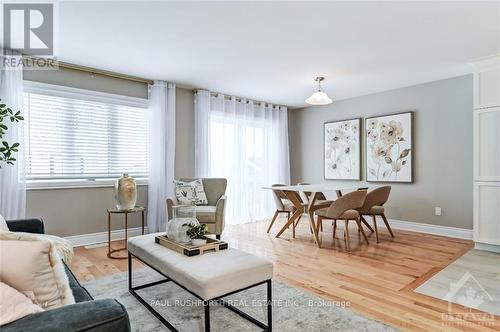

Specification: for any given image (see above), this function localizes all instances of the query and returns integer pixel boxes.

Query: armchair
[167,178,227,239]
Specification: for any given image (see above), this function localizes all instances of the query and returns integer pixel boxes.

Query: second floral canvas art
[366,112,413,182]
[323,112,414,183]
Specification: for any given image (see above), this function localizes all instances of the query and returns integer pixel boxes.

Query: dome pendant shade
[305,77,333,105]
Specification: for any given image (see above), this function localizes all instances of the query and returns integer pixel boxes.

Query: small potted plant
[185,223,208,246]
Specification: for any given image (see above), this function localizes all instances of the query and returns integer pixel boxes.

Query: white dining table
[262,184,370,248]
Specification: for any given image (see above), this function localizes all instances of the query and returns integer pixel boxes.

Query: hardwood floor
[71,218,500,331]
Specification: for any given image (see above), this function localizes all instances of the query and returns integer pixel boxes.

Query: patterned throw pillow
[174,179,208,205]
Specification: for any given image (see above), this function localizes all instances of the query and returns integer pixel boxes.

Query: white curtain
[195,90,290,224]
[147,81,176,233]
[0,49,26,219]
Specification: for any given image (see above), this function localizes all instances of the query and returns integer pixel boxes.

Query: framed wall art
[365,112,414,183]
[324,118,361,180]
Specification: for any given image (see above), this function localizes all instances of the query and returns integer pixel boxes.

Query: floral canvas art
[365,112,413,182]
[324,118,361,180]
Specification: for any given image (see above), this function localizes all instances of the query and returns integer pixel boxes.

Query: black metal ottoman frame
[128,252,272,332]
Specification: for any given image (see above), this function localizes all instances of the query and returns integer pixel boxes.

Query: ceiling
[56,1,500,107]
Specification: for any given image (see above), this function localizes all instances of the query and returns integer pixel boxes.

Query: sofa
[167,178,227,239]
[2,218,131,332]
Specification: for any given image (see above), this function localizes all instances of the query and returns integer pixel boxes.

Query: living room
[0,1,499,331]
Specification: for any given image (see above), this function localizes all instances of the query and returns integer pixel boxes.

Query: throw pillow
[0,281,44,326]
[0,240,75,310]
[174,179,208,205]
[0,214,8,232]
[0,231,74,265]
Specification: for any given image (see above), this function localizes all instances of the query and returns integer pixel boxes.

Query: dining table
[262,184,370,248]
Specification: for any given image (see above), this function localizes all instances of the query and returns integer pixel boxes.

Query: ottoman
[128,233,273,331]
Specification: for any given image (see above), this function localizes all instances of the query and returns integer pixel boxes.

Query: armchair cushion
[195,206,217,223]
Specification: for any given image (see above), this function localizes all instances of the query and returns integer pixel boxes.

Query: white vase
[115,173,137,210]
[191,238,207,246]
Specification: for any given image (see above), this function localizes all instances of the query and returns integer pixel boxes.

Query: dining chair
[358,186,394,243]
[314,190,369,251]
[267,184,295,233]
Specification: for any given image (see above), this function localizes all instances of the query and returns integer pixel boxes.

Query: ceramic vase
[115,173,137,210]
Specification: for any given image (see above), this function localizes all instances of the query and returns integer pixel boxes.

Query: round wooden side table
[107,207,145,259]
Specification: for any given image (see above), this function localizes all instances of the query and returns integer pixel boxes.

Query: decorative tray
[155,235,228,257]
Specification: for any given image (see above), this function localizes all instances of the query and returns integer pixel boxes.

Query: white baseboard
[385,219,473,240]
[65,227,147,247]
[474,242,500,253]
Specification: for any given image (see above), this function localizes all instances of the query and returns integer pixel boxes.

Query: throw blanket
[0,231,74,265]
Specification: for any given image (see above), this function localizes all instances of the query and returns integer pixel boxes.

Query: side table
[107,207,145,259]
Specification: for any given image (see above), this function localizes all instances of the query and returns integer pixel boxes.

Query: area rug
[83,267,397,332]
[415,249,500,316]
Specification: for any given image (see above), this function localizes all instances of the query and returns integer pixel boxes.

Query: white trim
[23,80,149,108]
[65,227,148,247]
[385,219,472,240]
[473,107,500,182]
[474,242,500,254]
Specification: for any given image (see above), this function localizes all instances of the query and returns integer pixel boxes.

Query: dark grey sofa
[2,218,131,332]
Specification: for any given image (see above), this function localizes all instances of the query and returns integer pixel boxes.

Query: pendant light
[305,76,333,105]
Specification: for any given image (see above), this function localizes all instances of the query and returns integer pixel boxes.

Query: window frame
[23,81,149,190]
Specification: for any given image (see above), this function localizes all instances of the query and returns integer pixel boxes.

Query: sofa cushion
[174,179,208,205]
[0,240,75,309]
[128,233,273,300]
[0,281,44,326]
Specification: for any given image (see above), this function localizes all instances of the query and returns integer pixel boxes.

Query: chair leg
[292,214,301,238]
[267,210,280,233]
[360,215,374,233]
[372,215,379,243]
[316,216,323,235]
[381,213,395,238]
[320,221,323,232]
[344,219,351,251]
[356,217,369,245]
[333,219,337,238]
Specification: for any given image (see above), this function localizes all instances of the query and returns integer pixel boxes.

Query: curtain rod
[22,55,154,85]
[197,91,283,109]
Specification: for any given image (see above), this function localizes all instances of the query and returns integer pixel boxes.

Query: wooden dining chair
[358,186,394,243]
[267,184,294,233]
[314,190,369,251]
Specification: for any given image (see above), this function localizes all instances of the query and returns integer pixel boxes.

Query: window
[24,83,149,187]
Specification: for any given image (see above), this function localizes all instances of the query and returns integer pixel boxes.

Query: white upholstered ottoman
[128,233,273,332]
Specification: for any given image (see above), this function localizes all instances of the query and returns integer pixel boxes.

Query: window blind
[24,92,149,181]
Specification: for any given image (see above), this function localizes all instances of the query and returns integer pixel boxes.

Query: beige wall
[289,75,473,229]
[25,72,196,236]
